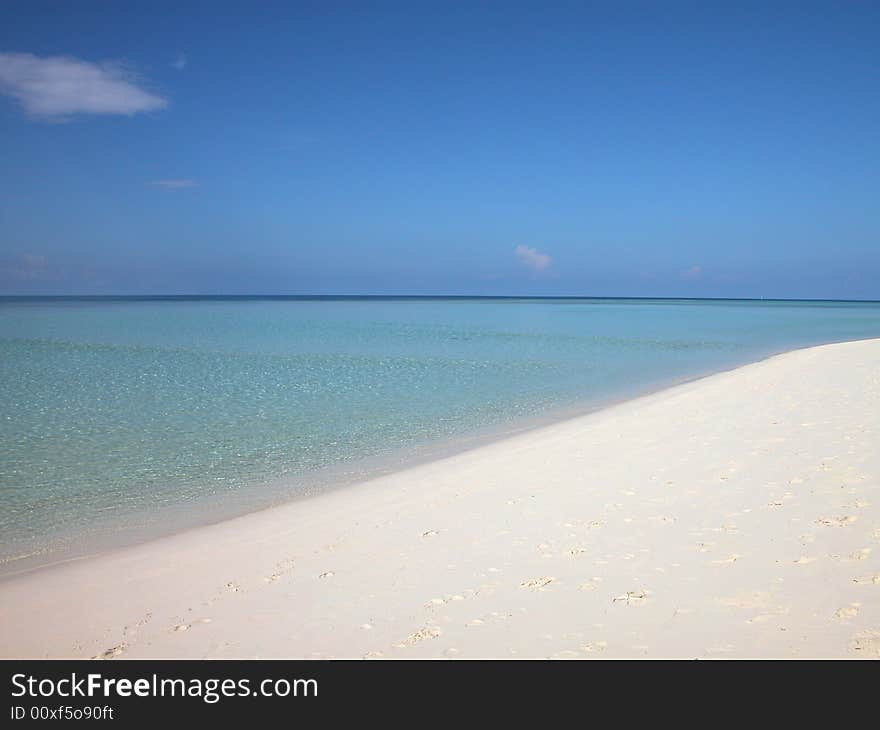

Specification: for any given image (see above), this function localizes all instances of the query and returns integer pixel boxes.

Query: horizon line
[2,294,880,304]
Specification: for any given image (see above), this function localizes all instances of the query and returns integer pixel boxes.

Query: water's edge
[3,334,872,582]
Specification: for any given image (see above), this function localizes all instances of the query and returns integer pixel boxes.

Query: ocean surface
[2,296,880,572]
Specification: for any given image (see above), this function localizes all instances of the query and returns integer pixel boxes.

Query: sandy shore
[1,338,879,659]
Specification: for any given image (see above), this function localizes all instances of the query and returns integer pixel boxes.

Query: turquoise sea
[2,296,880,572]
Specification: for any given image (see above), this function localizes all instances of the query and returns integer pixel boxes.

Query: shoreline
[3,334,876,580]
[0,337,878,658]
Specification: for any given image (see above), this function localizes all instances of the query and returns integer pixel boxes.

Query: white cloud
[0,52,167,119]
[150,179,198,189]
[514,245,552,272]
[22,253,47,268]
[680,265,703,280]
[0,253,53,281]
[171,53,187,70]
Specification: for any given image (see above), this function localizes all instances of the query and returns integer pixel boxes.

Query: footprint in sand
[394,626,442,647]
[834,604,861,621]
[850,548,872,561]
[265,558,295,584]
[853,575,880,585]
[851,630,880,657]
[422,530,439,538]
[581,641,608,653]
[424,594,466,609]
[318,571,335,579]
[171,617,211,634]
[122,611,153,639]
[225,582,240,593]
[793,556,817,565]
[816,516,858,528]
[612,590,650,606]
[93,643,127,660]
[520,577,554,591]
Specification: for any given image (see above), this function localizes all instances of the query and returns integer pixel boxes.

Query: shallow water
[2,296,880,570]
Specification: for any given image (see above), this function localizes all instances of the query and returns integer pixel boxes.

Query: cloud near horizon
[514,245,552,272]
[150,179,199,189]
[0,52,167,119]
[0,253,54,282]
[680,264,703,280]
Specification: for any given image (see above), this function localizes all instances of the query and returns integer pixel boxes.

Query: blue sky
[1,1,878,298]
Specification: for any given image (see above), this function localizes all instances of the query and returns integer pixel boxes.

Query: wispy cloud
[514,245,552,272]
[0,52,166,119]
[0,253,55,281]
[171,53,187,71]
[680,264,703,280]
[150,179,199,190]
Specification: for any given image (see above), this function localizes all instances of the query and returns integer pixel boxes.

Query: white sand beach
[1,338,878,659]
